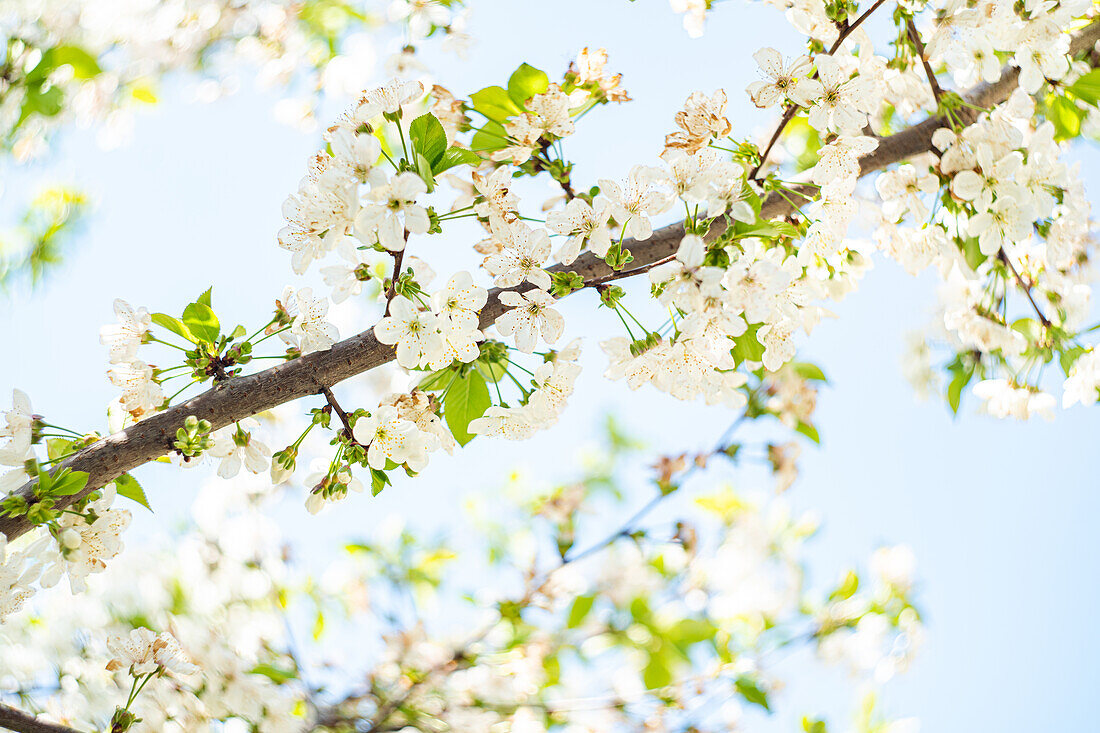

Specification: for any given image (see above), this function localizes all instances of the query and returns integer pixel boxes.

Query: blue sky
[2,1,1099,730]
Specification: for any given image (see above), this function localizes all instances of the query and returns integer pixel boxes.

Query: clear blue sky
[2,1,1099,729]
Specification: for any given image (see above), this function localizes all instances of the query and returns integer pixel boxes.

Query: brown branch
[0,704,82,733]
[2,18,1099,543]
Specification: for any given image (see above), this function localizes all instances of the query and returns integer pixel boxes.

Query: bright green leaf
[1068,69,1100,105]
[433,146,482,174]
[444,371,491,446]
[50,470,89,497]
[409,113,448,166]
[470,86,523,123]
[470,120,509,152]
[151,313,197,343]
[416,152,436,193]
[182,302,220,343]
[41,46,102,80]
[250,663,298,684]
[114,473,152,511]
[507,63,550,106]
[567,594,596,629]
[736,676,772,712]
[790,361,828,382]
[731,325,766,365]
[795,420,820,444]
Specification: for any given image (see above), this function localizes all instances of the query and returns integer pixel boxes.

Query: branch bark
[2,19,1098,543]
[0,704,81,733]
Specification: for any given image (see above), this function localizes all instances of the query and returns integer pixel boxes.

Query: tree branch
[2,18,1098,543]
[0,704,82,733]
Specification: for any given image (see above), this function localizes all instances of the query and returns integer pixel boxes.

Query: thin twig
[750,0,890,180]
[907,17,944,103]
[998,249,1052,326]
[319,385,355,439]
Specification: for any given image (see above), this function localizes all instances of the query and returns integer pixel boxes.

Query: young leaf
[790,361,828,382]
[1068,69,1100,105]
[566,594,596,628]
[946,365,973,414]
[197,287,213,307]
[470,86,523,123]
[731,325,766,365]
[507,63,550,106]
[46,438,77,462]
[409,113,448,166]
[39,46,102,80]
[795,420,820,444]
[415,152,436,193]
[182,302,220,343]
[444,371,491,446]
[470,120,509,152]
[735,676,772,712]
[50,469,89,496]
[151,313,197,343]
[114,473,152,511]
[433,146,482,175]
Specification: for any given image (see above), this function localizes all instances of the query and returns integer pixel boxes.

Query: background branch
[2,18,1098,542]
[0,704,82,733]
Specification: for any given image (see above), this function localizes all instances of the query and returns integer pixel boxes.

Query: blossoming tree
[2,0,1099,730]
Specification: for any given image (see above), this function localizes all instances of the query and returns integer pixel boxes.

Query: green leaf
[50,469,89,497]
[416,152,436,192]
[668,618,716,647]
[470,120,509,152]
[1049,95,1084,140]
[566,594,596,629]
[444,371,491,446]
[1060,345,1087,376]
[507,63,550,106]
[946,364,973,414]
[18,85,63,127]
[40,46,102,80]
[731,324,766,365]
[470,86,523,123]
[736,676,772,712]
[1067,69,1100,105]
[642,652,673,690]
[46,438,77,462]
[790,361,828,382]
[735,220,799,239]
[182,302,220,343]
[370,467,390,496]
[409,113,448,166]
[795,420,820,444]
[829,570,859,601]
[151,313,197,343]
[196,287,213,307]
[114,473,152,511]
[250,663,298,684]
[433,146,482,175]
